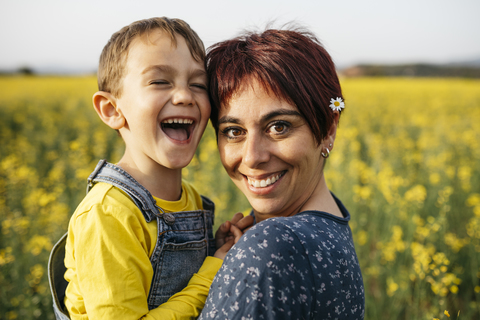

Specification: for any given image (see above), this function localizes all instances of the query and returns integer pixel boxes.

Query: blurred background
[2,0,480,74]
[1,0,479,319]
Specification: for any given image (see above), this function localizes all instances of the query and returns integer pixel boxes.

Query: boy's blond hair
[97,17,205,97]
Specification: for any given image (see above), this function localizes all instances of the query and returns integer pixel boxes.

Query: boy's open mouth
[161,118,194,141]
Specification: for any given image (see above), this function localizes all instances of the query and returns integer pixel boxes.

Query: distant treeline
[0,66,96,76]
[3,64,480,78]
[0,67,35,75]
[341,63,480,78]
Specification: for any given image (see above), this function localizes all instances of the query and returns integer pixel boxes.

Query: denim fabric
[49,160,215,318]
[48,233,70,320]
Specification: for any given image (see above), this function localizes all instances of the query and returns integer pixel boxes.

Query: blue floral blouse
[199,195,365,320]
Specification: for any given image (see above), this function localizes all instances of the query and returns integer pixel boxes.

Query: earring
[321,148,330,159]
[329,143,332,147]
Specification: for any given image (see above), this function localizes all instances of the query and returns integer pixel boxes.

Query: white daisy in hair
[329,97,345,111]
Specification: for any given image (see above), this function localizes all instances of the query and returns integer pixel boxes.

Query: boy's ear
[92,91,125,130]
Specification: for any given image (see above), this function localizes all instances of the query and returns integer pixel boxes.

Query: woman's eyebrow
[260,109,302,122]
[218,116,241,125]
[218,109,302,125]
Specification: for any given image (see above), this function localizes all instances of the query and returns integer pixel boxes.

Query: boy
[59,17,250,319]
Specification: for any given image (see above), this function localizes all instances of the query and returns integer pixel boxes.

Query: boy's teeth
[248,174,282,188]
[163,118,193,124]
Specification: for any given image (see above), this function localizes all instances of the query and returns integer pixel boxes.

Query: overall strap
[86,160,175,225]
[200,195,215,257]
[200,195,215,217]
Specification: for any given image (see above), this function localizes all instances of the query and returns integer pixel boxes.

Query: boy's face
[116,30,210,170]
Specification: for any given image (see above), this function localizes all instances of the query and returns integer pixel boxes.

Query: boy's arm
[67,201,219,320]
[65,204,156,320]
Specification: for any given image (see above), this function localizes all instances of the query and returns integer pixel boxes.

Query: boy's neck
[117,156,183,201]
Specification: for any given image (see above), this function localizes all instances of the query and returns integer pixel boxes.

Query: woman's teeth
[162,118,193,124]
[247,173,283,188]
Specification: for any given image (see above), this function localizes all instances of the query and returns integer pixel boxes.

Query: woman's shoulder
[244,216,302,240]
[248,211,343,237]
[232,216,310,258]
[236,212,355,256]
[205,218,314,320]
[221,216,314,283]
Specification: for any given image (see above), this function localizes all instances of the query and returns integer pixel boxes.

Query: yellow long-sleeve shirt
[64,182,222,319]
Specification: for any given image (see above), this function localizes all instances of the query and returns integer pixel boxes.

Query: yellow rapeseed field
[0,76,479,319]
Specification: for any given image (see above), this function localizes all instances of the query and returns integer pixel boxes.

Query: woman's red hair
[206,28,343,143]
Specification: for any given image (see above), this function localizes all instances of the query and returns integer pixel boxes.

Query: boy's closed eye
[190,83,207,90]
[149,80,170,85]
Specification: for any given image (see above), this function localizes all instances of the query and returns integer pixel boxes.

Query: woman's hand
[213,212,254,260]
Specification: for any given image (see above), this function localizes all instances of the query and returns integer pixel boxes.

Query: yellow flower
[404,184,427,203]
[466,193,480,207]
[444,310,450,317]
[450,285,459,294]
[387,277,399,296]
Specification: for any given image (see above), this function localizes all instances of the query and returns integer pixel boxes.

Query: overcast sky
[1,0,479,73]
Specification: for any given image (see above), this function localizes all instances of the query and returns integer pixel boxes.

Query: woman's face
[217,80,328,222]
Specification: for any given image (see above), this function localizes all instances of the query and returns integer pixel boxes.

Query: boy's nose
[171,86,194,106]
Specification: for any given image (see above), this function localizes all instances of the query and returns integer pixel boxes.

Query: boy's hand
[230,211,254,235]
[213,224,242,260]
[214,212,254,260]
[215,212,254,247]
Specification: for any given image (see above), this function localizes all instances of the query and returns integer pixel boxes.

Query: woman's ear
[324,111,340,151]
[92,91,125,130]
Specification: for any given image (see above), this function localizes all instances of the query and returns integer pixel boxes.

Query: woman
[200,28,364,319]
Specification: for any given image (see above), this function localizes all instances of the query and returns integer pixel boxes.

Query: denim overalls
[49,160,216,319]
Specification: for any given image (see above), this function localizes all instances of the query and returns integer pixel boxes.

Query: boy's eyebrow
[190,68,207,79]
[142,65,207,78]
[218,109,302,125]
[142,65,175,75]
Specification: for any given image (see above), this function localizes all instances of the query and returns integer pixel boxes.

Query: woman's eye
[227,128,242,137]
[272,124,285,132]
[221,127,244,139]
[268,121,290,135]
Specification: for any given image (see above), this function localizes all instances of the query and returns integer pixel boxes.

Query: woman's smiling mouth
[161,118,194,141]
[246,171,286,188]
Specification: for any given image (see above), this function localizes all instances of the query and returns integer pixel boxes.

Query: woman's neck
[254,175,343,223]
[299,175,343,217]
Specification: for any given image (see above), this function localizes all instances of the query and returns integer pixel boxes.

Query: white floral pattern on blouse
[200,195,365,320]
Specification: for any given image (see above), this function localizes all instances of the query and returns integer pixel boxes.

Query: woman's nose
[171,86,194,106]
[242,134,270,168]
